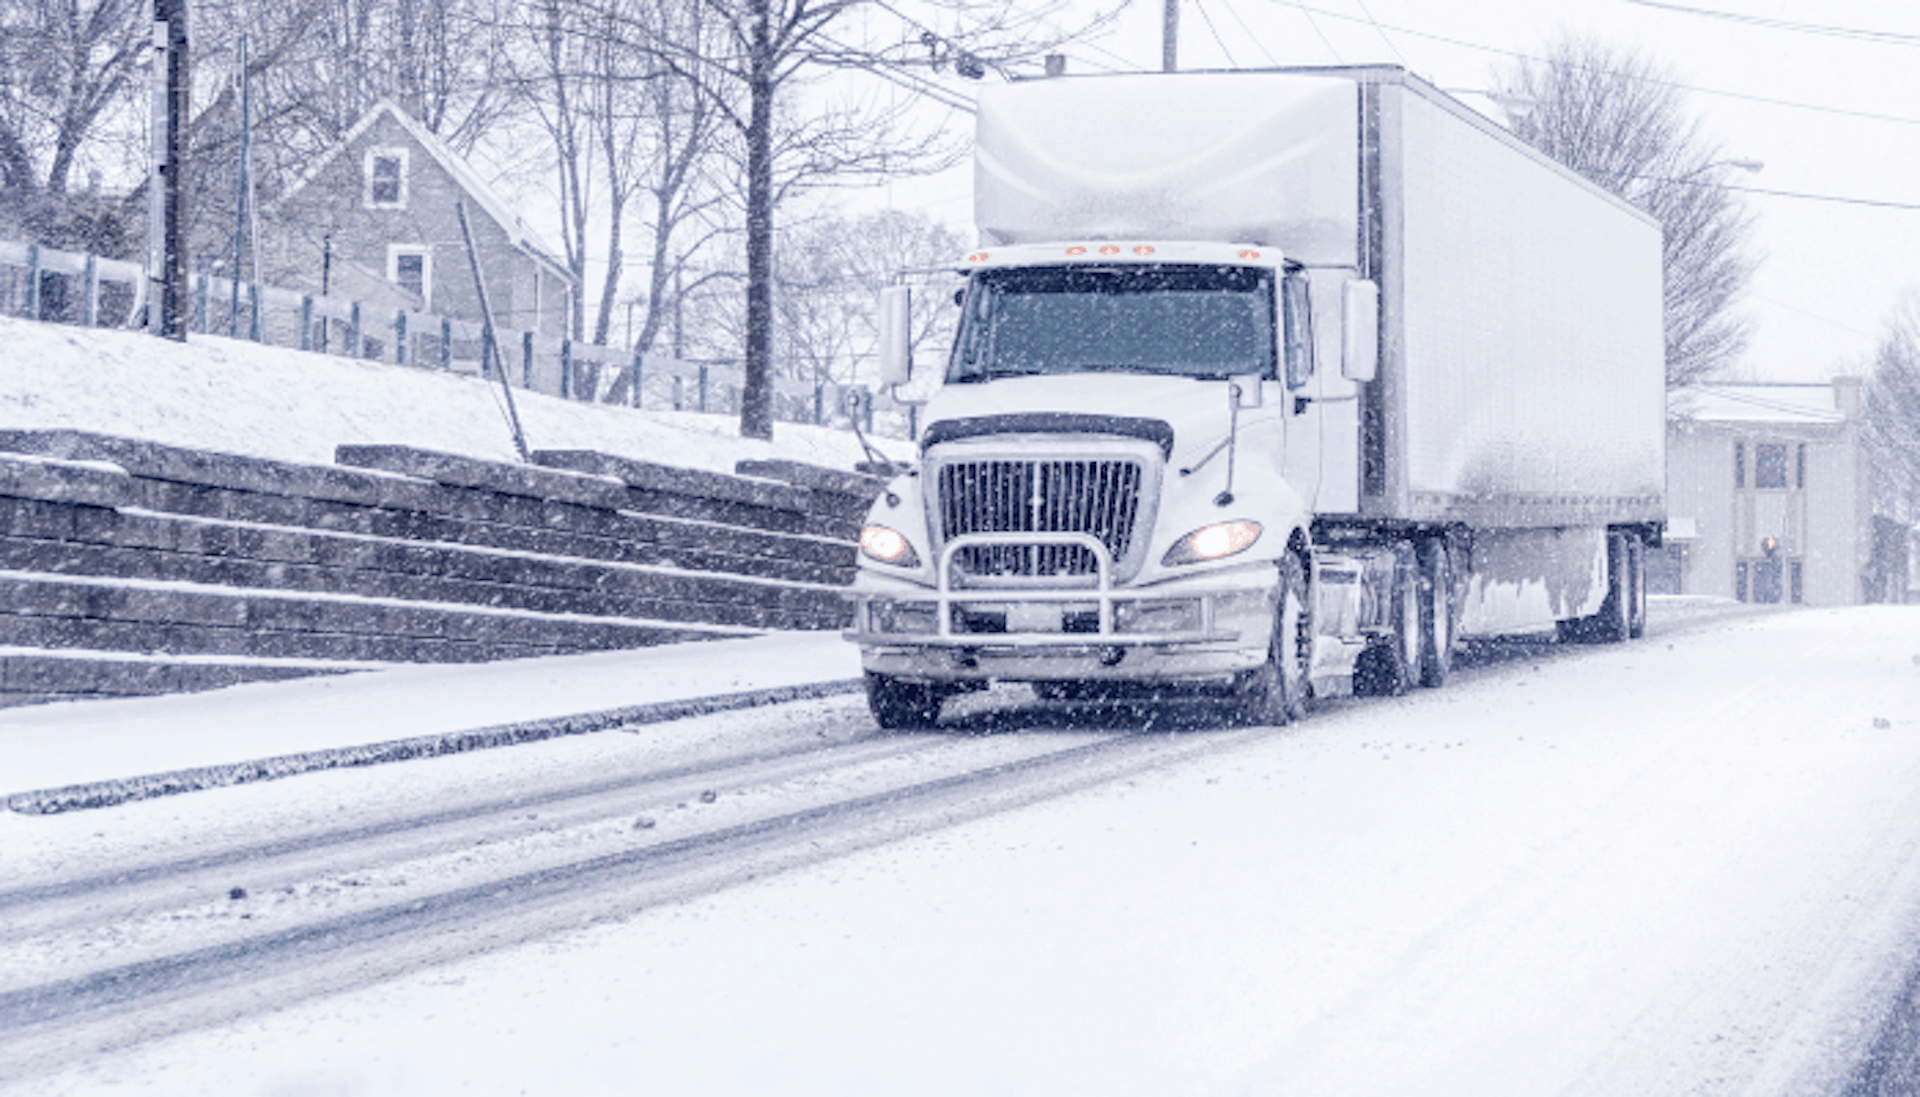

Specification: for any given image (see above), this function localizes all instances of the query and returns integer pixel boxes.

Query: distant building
[263,100,573,338]
[1656,377,1910,606]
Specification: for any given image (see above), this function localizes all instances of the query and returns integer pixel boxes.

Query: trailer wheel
[866,672,947,731]
[1560,531,1636,644]
[1417,540,1455,688]
[1237,554,1311,726]
[1355,543,1420,696]
[1626,535,1648,639]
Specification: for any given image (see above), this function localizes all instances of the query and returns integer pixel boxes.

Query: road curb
[6,679,867,816]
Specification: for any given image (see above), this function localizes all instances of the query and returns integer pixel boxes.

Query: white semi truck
[847,67,1666,729]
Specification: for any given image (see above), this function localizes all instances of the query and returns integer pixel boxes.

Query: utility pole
[145,4,166,334]
[152,0,191,340]
[1162,0,1178,72]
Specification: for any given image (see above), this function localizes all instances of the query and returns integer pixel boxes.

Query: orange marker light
[1098,245,1120,255]
[1066,246,1087,255]
[1133,245,1155,255]
[1238,249,1261,259]
[968,252,989,262]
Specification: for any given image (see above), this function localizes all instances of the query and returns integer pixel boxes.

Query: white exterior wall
[1665,412,1868,607]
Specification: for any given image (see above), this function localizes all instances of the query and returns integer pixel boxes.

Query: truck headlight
[1163,520,1262,566]
[860,525,921,568]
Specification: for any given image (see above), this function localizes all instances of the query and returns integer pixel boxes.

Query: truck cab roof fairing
[974,73,1360,266]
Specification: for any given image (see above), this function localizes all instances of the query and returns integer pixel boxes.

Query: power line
[1191,0,1240,67]
[1623,0,1920,47]
[1074,36,1148,72]
[1293,3,1343,62]
[812,32,978,113]
[1746,290,1878,340]
[1349,0,1409,68]
[1264,0,1920,129]
[1217,0,1283,67]
[1654,177,1920,212]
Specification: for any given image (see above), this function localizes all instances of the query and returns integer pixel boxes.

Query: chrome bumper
[846,532,1278,682]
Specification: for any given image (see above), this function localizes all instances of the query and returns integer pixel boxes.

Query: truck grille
[936,459,1145,579]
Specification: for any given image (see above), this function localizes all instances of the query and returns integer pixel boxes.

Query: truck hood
[919,373,1258,470]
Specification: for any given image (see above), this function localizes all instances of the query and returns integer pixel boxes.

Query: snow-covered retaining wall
[0,430,880,707]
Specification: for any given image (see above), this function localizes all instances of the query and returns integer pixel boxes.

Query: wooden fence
[0,240,919,439]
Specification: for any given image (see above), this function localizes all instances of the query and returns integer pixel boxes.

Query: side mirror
[878,285,911,387]
[1342,279,1379,383]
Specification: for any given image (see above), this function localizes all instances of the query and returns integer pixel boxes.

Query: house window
[388,246,431,308]
[365,148,409,208]
[1735,561,1748,602]
[1796,443,1806,489]
[1734,441,1745,488]
[1790,560,1804,604]
[1754,443,1788,489]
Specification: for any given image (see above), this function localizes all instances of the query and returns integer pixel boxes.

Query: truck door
[1280,270,1364,516]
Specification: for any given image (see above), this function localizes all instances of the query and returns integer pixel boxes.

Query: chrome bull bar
[847,532,1257,648]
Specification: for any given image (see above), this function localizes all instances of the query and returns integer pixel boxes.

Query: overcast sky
[877,0,1919,385]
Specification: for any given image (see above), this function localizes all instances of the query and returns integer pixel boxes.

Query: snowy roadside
[0,595,1767,814]
[7,604,1919,1096]
[0,632,863,809]
[0,314,885,806]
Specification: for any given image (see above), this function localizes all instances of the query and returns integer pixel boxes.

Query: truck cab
[847,241,1382,729]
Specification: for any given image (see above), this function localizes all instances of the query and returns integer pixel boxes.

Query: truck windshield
[947,265,1276,383]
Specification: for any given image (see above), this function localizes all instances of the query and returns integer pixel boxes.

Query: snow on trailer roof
[1671,383,1847,426]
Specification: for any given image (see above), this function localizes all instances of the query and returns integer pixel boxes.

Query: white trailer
[848,67,1666,728]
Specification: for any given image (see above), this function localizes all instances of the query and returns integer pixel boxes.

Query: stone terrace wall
[0,430,882,707]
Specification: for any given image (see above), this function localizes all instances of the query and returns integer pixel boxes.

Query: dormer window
[365,148,408,208]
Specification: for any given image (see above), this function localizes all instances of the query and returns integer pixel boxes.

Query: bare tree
[639,0,1112,439]
[1500,36,1757,387]
[626,2,733,361]
[251,0,508,160]
[0,0,149,247]
[695,208,966,393]
[1866,291,1920,524]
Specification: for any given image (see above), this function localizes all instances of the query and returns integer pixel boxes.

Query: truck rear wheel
[1236,554,1311,726]
[1356,543,1420,697]
[866,672,947,731]
[1418,540,1455,688]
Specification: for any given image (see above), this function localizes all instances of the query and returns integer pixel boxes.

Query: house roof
[1670,383,1847,426]
[273,100,570,281]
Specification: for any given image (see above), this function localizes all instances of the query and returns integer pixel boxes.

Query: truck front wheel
[866,672,948,731]
[1235,554,1312,726]
[1355,543,1420,697]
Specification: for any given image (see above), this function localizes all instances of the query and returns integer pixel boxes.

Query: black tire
[1417,539,1455,688]
[1626,535,1648,640]
[1355,543,1420,697]
[866,672,946,731]
[1560,532,1635,645]
[1235,554,1312,726]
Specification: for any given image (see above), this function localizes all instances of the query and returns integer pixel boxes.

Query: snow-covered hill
[0,316,881,474]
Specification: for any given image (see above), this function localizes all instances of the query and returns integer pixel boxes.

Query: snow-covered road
[6,601,1920,1096]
